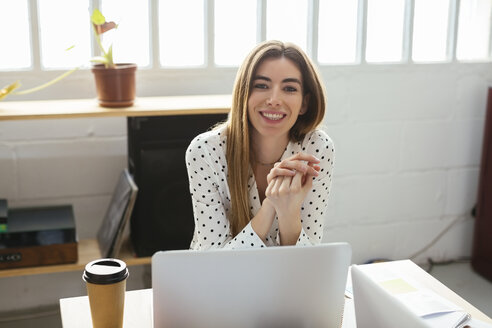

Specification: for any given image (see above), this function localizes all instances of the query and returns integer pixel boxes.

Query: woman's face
[247,56,307,142]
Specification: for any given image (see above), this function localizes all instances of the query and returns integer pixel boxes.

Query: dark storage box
[0,205,77,269]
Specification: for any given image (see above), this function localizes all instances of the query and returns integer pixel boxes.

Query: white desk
[60,260,491,327]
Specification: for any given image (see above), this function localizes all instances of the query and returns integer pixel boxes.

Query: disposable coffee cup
[83,258,129,328]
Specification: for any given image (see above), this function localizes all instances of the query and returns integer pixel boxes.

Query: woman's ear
[299,94,310,115]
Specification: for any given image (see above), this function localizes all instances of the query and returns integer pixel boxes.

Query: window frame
[2,0,491,101]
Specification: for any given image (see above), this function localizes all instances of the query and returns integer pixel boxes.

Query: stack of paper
[379,278,470,328]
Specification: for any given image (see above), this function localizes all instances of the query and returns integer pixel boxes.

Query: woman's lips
[260,111,286,121]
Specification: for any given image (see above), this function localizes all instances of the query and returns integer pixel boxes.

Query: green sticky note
[0,224,7,233]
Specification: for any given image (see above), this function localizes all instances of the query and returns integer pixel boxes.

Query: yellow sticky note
[379,279,417,294]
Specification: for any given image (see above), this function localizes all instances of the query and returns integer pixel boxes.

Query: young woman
[186,40,334,250]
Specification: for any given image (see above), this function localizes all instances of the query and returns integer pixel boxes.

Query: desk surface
[59,260,492,328]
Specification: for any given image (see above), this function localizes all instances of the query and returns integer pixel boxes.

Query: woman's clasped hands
[265,153,320,219]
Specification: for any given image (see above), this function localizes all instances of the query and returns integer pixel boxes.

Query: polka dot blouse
[185,126,335,250]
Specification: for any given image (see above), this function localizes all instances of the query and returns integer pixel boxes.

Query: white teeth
[262,112,284,120]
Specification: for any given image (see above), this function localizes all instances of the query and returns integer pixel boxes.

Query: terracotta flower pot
[91,63,137,108]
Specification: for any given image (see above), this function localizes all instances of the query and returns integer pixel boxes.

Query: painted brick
[327,172,445,224]
[347,70,454,122]
[0,117,126,141]
[400,119,484,170]
[455,75,489,119]
[323,216,473,264]
[445,168,479,216]
[16,138,127,199]
[0,144,16,198]
[324,76,349,124]
[327,122,401,176]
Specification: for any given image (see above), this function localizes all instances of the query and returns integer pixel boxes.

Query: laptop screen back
[152,243,351,328]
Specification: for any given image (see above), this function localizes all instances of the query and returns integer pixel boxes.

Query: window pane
[159,0,204,67]
[215,0,257,66]
[412,0,450,62]
[0,0,31,70]
[365,0,405,63]
[456,0,492,61]
[38,0,91,69]
[101,0,150,67]
[266,0,308,51]
[318,0,358,64]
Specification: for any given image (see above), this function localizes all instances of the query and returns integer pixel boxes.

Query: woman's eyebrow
[283,77,302,85]
[253,75,271,82]
[253,75,302,85]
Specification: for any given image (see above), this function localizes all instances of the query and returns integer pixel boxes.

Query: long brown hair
[226,40,326,236]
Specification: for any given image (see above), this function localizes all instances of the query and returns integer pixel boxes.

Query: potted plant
[1,9,137,107]
[90,9,137,108]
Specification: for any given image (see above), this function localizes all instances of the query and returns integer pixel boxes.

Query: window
[158,0,205,67]
[266,0,308,52]
[412,0,451,62]
[0,0,31,70]
[38,0,91,69]
[365,0,406,63]
[1,0,492,75]
[456,0,492,61]
[214,0,257,66]
[317,0,359,64]
[101,0,151,67]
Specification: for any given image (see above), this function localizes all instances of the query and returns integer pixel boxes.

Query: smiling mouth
[261,112,286,121]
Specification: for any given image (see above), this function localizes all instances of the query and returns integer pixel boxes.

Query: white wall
[0,62,491,314]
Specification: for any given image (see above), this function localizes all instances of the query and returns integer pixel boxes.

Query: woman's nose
[266,87,282,107]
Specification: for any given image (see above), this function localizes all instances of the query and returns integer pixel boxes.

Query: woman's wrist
[278,216,302,246]
[250,198,276,242]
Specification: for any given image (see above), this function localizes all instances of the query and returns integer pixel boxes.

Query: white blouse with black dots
[185,126,335,250]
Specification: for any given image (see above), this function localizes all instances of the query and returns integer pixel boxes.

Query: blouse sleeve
[295,130,335,246]
[185,134,266,250]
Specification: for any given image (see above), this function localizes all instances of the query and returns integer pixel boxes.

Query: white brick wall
[0,63,491,312]
[318,64,492,265]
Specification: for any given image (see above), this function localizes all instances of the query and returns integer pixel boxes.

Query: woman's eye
[284,86,298,92]
[254,83,268,89]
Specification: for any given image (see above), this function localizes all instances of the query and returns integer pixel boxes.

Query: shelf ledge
[0,95,231,121]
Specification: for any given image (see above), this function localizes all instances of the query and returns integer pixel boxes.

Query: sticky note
[379,278,418,294]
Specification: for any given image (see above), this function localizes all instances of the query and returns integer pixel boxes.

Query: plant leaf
[13,68,79,96]
[0,81,21,100]
[90,56,109,64]
[107,45,113,66]
[91,9,106,25]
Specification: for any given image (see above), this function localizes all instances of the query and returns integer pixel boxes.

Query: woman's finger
[270,176,284,197]
[278,175,293,195]
[291,171,303,191]
[276,160,319,177]
[287,152,320,164]
[265,177,275,197]
[267,167,296,184]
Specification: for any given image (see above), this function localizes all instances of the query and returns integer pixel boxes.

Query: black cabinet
[127,114,227,257]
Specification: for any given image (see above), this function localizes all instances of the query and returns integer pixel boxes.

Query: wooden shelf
[0,95,231,121]
[0,95,229,278]
[0,239,151,278]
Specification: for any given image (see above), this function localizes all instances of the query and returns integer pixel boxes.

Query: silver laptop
[152,243,351,328]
